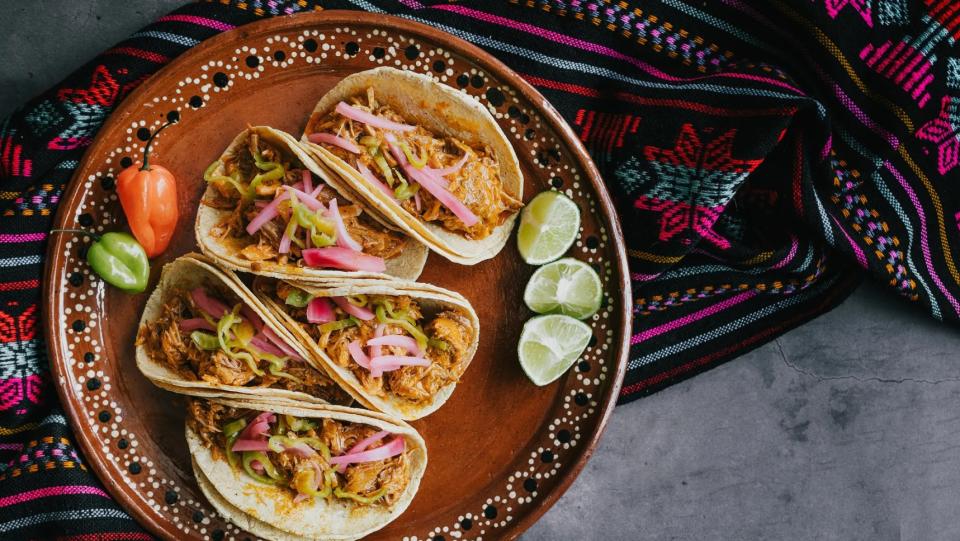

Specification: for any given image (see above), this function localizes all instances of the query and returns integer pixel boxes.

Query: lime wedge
[518,314,592,386]
[517,190,580,265]
[524,258,603,320]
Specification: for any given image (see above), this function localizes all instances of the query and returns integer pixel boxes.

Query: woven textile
[0,0,957,536]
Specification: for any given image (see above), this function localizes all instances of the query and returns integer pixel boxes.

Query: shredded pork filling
[310,90,522,240]
[267,280,472,405]
[187,399,411,506]
[203,133,408,265]
[136,286,352,405]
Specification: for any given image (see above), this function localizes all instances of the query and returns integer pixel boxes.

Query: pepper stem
[50,228,101,241]
[140,119,178,171]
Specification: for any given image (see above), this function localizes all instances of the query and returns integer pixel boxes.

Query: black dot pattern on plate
[165,490,179,504]
[345,41,359,55]
[372,46,385,59]
[98,411,111,422]
[578,360,591,373]
[213,72,229,87]
[128,462,141,474]
[69,269,85,284]
[118,438,128,449]
[303,38,318,52]
[433,60,445,72]
[405,44,419,59]
[558,429,572,443]
[460,517,473,530]
[551,177,563,188]
[189,95,203,108]
[78,213,93,227]
[470,74,484,88]
[433,536,444,541]
[136,127,151,142]
[77,245,88,260]
[541,450,554,463]
[83,352,95,364]
[100,175,115,190]
[273,50,285,62]
[585,236,599,249]
[575,392,589,406]
[588,334,598,347]
[484,505,498,519]
[245,54,259,67]
[166,110,180,123]
[192,510,204,523]
[524,128,535,140]
[86,378,100,391]
[508,105,521,118]
[486,87,505,107]
[72,320,85,332]
[212,529,225,541]
[520,112,531,124]
[120,156,133,168]
[456,74,469,87]
[524,478,538,492]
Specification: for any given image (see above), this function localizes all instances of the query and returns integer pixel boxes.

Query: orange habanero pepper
[116,120,179,258]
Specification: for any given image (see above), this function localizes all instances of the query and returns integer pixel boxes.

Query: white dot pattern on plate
[49,22,622,541]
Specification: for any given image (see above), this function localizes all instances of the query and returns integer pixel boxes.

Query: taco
[187,396,426,540]
[255,276,479,420]
[135,254,353,405]
[196,126,428,281]
[301,67,524,265]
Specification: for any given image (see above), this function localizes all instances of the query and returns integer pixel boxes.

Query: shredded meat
[264,278,472,406]
[136,286,351,404]
[202,133,408,265]
[309,89,523,240]
[187,399,411,507]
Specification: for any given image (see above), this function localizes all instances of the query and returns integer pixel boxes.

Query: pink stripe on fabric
[0,443,21,451]
[631,291,756,345]
[0,485,110,508]
[772,235,799,270]
[631,272,662,282]
[0,232,46,243]
[886,161,960,316]
[431,4,805,95]
[157,14,235,31]
[832,83,899,148]
[831,215,867,268]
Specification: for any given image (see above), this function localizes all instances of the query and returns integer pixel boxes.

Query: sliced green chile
[86,232,149,293]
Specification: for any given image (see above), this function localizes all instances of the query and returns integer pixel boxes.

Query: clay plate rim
[43,10,631,541]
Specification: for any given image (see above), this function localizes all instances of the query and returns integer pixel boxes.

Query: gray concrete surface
[6,2,960,540]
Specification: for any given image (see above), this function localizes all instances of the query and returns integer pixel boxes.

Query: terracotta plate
[44,11,629,541]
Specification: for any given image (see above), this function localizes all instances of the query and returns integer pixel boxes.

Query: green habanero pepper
[52,230,149,293]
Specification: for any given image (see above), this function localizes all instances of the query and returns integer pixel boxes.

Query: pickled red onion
[240,304,264,332]
[279,224,294,254]
[367,335,422,356]
[249,335,285,357]
[355,160,397,201]
[246,190,290,235]
[179,318,215,332]
[335,430,390,473]
[327,198,363,252]
[231,439,271,452]
[370,323,386,359]
[302,247,386,272]
[431,153,469,177]
[280,441,318,458]
[191,288,229,318]
[328,436,405,466]
[287,186,325,212]
[262,326,305,361]
[238,412,275,441]
[403,164,479,226]
[332,296,374,320]
[335,102,415,132]
[302,170,313,194]
[347,340,371,370]
[369,355,431,375]
[306,297,335,323]
[413,191,422,212]
[308,132,361,154]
